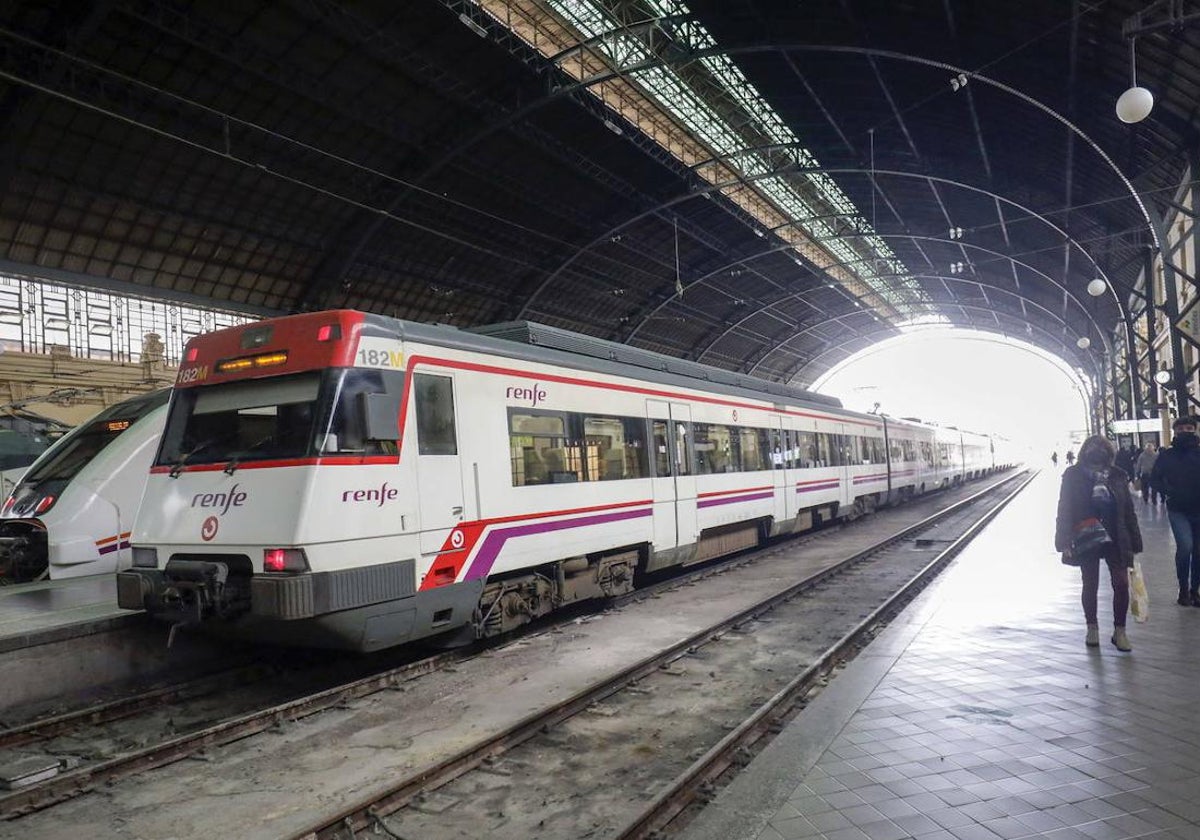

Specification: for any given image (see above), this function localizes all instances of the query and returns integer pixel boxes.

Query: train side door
[413,373,466,556]
[771,416,791,522]
[647,400,698,549]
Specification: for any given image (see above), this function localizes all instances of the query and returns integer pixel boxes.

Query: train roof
[371,314,853,418]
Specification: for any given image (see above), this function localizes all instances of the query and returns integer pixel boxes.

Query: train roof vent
[468,321,842,408]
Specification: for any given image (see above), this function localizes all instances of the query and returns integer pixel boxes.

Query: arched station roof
[0,1,1197,385]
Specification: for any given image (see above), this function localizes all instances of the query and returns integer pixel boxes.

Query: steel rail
[613,469,1037,840]
[0,661,273,750]
[0,648,467,818]
[294,469,1030,840]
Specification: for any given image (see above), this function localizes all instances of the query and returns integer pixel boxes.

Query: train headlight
[263,548,308,573]
[132,547,159,568]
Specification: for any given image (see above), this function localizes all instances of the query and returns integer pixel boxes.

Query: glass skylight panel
[538,0,939,320]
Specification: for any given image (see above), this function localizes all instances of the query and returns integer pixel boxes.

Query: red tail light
[186,346,199,362]
[263,548,308,572]
[316,324,341,342]
[34,495,55,514]
[1,497,14,515]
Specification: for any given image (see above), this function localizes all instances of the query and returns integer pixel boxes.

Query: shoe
[1191,590,1200,607]
[1112,628,1132,652]
[1180,587,1190,606]
[1085,624,1099,647]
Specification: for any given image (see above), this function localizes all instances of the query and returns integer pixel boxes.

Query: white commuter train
[117,312,1017,650]
[0,389,170,582]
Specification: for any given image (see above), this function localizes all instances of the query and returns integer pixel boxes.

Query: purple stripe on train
[697,491,775,509]
[97,540,130,556]
[463,507,652,581]
[796,481,840,493]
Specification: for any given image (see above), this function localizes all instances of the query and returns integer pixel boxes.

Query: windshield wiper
[168,439,215,479]
[223,435,275,475]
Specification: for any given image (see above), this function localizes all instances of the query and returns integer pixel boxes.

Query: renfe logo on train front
[191,484,248,515]
[342,482,399,506]
[506,383,547,407]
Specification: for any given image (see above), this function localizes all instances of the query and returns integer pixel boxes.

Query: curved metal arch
[613,167,1126,342]
[745,291,1095,379]
[721,271,1093,379]
[778,319,1096,389]
[547,42,1154,246]
[686,234,1111,367]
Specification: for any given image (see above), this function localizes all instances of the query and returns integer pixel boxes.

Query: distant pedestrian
[1065,450,1075,466]
[1135,442,1159,505]
[1051,451,1059,467]
[1151,416,1200,606]
[1055,435,1142,651]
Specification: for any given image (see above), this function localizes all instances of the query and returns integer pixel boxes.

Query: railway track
[0,470,1025,827]
[292,470,1034,840]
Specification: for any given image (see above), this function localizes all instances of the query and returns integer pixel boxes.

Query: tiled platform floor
[681,469,1200,840]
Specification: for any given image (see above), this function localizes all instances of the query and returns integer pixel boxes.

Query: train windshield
[22,389,170,485]
[156,368,398,469]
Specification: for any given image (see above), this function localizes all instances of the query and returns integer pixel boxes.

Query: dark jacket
[1150,442,1200,514]
[1055,464,1143,567]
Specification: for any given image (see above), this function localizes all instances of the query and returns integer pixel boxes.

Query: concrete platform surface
[0,575,130,653]
[681,468,1200,840]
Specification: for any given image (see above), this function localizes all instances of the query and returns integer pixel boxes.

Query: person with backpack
[1055,435,1143,651]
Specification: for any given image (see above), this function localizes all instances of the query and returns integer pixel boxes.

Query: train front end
[117,311,413,649]
[0,391,168,582]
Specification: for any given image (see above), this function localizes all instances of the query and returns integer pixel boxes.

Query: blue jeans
[1167,510,1200,591]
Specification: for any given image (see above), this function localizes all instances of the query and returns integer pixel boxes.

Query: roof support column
[1144,247,1165,439]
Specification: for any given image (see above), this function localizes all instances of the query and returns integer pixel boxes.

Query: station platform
[0,575,130,653]
[0,575,226,716]
[682,469,1200,840]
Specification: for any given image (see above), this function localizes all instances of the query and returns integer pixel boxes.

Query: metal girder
[608,167,1124,354]
[780,316,1093,388]
[552,42,1158,245]
[743,285,1089,380]
[686,234,1112,368]
[941,0,993,181]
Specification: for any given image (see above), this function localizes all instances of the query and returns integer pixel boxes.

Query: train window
[414,374,457,456]
[651,420,671,477]
[674,421,692,476]
[770,428,784,469]
[740,427,770,471]
[919,441,934,466]
[694,423,737,474]
[509,411,581,485]
[156,374,321,467]
[319,369,398,456]
[582,415,648,481]
[795,431,817,468]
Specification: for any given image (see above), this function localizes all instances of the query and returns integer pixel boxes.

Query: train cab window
[414,374,457,456]
[25,389,169,485]
[319,368,398,456]
[582,415,648,481]
[157,375,320,468]
[651,420,671,477]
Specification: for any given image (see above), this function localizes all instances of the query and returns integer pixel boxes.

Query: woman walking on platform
[1055,435,1143,652]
